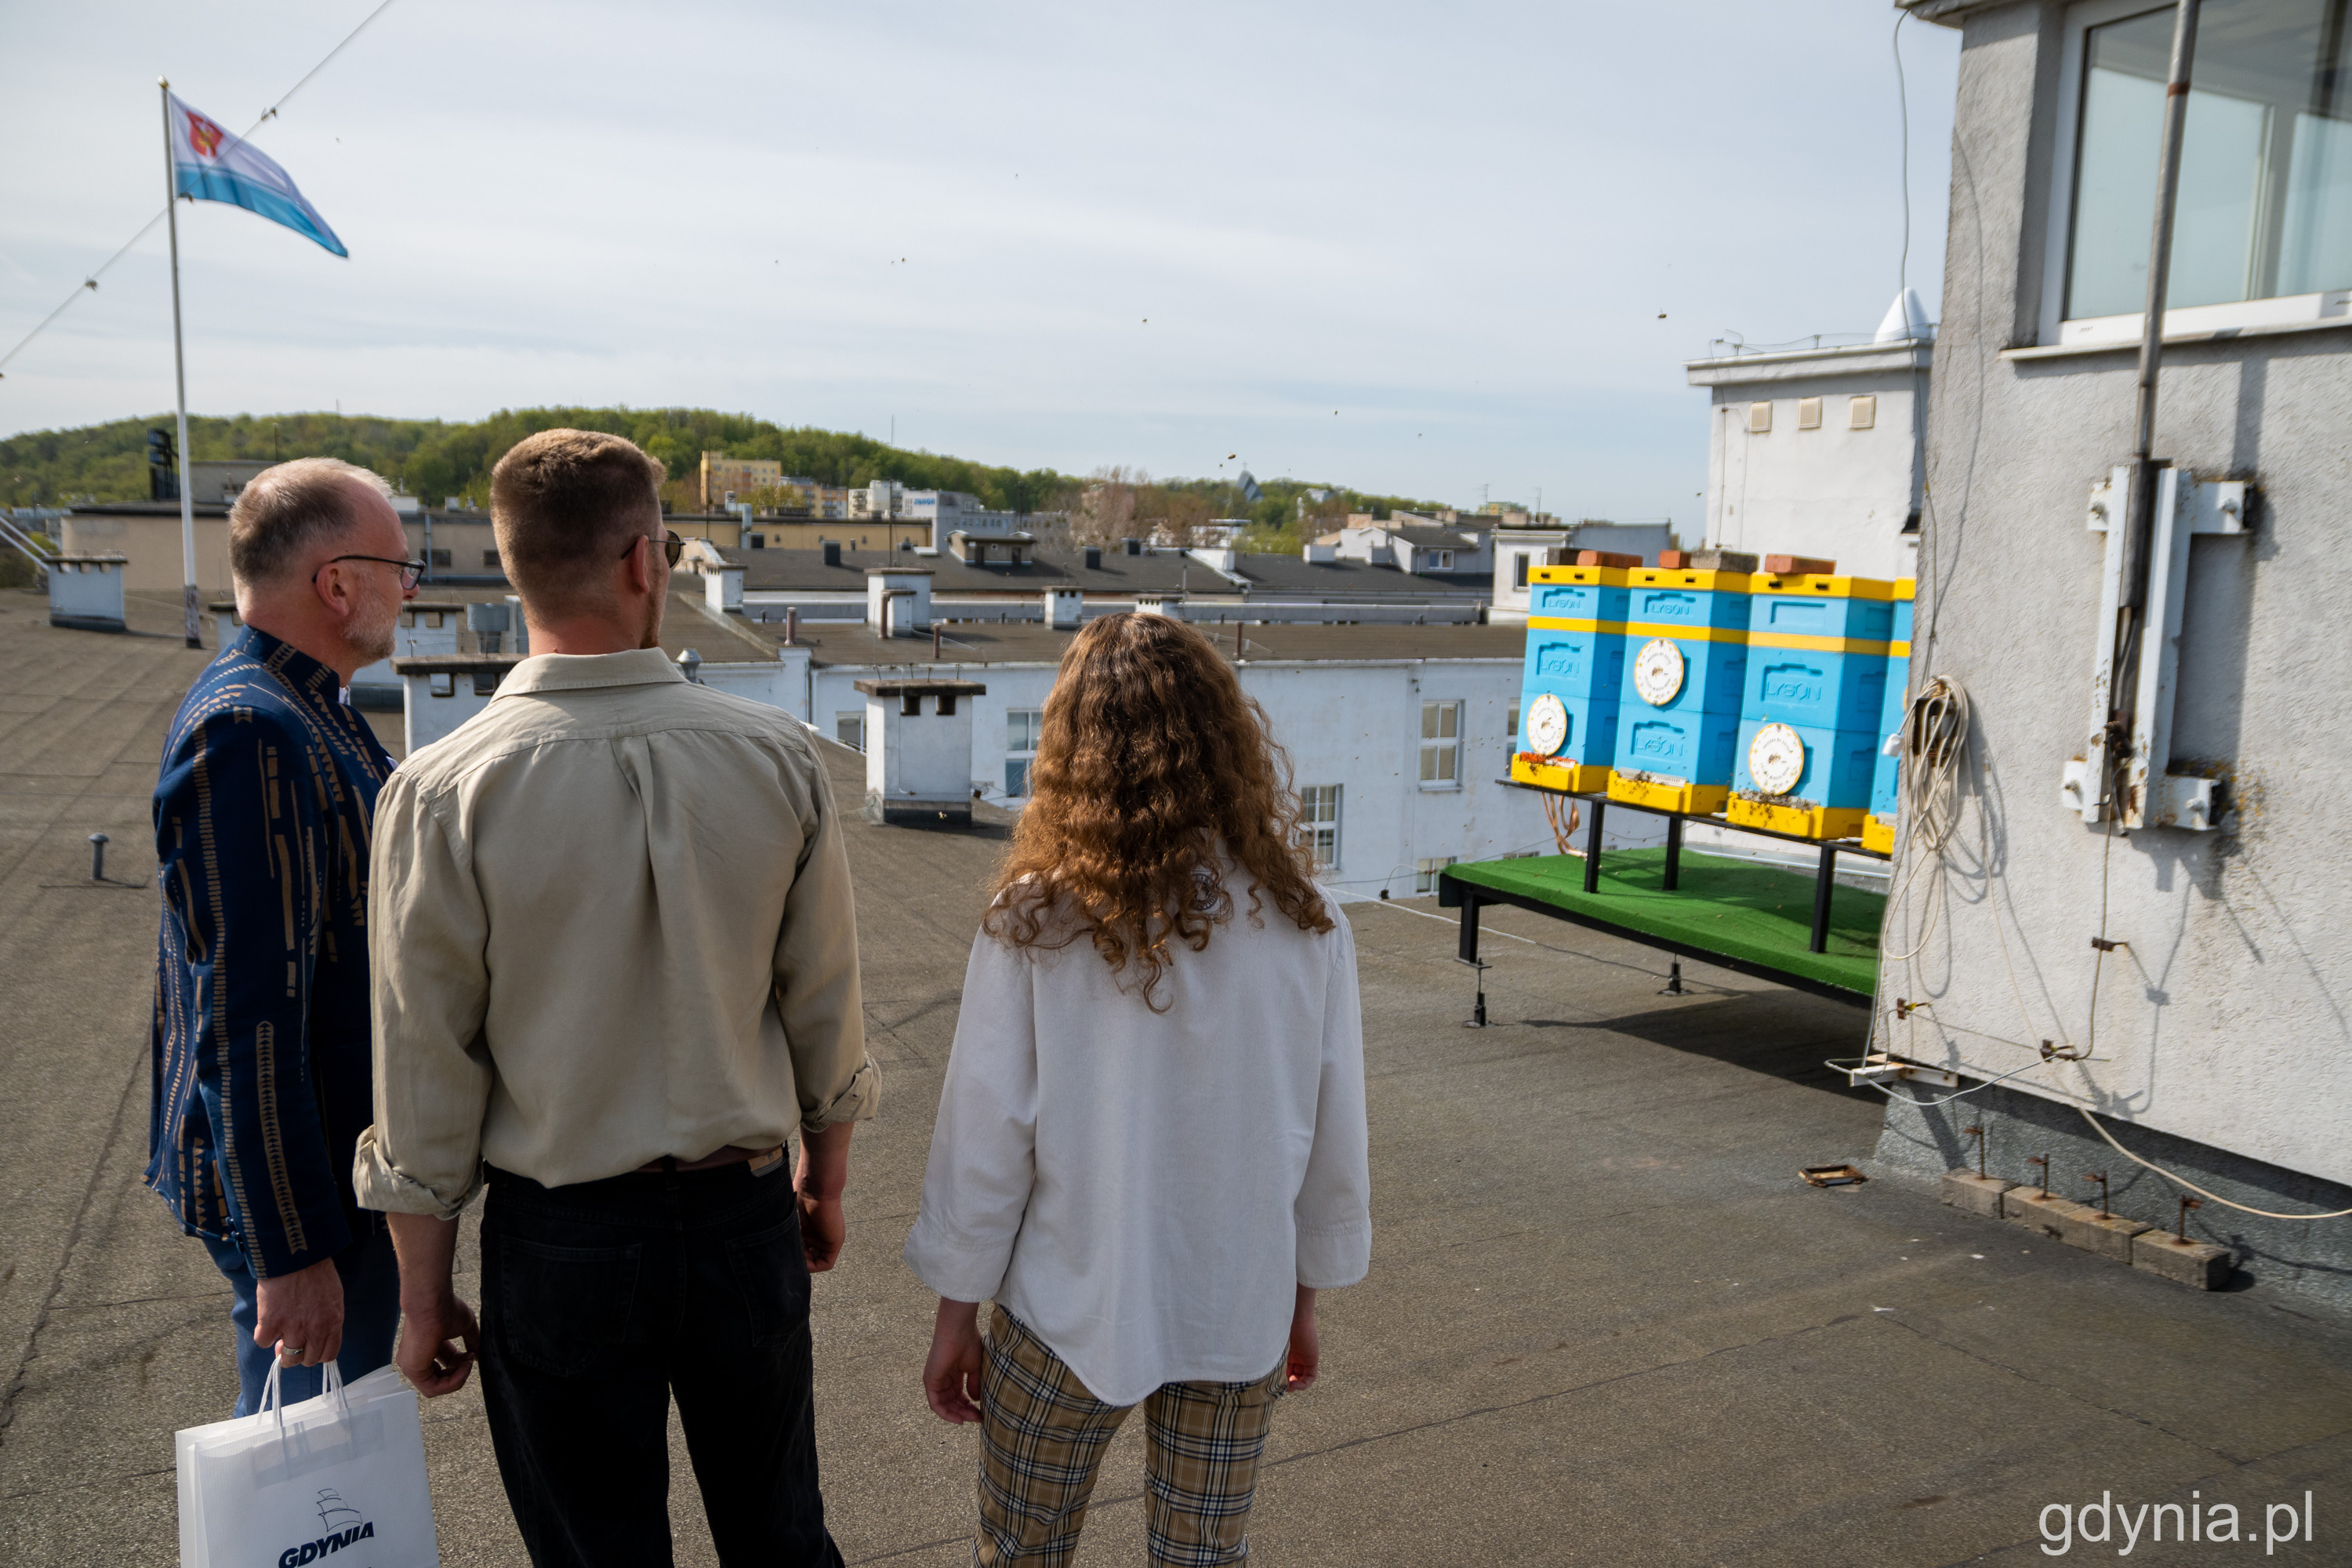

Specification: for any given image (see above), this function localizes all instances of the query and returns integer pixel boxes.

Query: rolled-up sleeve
[354,771,493,1218]
[903,931,1037,1303]
[1295,916,1371,1288]
[775,747,877,1131]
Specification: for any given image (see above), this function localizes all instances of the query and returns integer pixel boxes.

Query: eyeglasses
[317,554,427,590]
[622,529,685,568]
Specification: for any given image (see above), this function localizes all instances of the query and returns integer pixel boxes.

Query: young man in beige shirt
[354,429,876,1567]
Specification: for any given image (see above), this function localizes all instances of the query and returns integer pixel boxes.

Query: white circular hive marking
[1525,692,1569,757]
[1632,637,1686,706]
[1748,722,1806,796]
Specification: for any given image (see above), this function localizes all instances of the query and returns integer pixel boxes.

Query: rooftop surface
[721,544,1491,601]
[2,585,2347,1565]
[741,615,1530,667]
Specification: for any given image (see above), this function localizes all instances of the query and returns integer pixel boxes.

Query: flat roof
[9,584,2352,1563]
[746,617,1529,667]
[723,545,1490,602]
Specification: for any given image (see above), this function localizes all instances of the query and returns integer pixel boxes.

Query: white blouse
[904,891,1371,1406]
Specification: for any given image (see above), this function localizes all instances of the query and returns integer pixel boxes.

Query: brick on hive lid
[1657,550,1690,569]
[1764,554,1837,575]
[1686,549,1759,572]
[1576,550,1643,568]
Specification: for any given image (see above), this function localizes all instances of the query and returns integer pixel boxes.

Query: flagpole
[160,78,199,648]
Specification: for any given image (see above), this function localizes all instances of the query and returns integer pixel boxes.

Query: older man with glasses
[357,429,876,1566]
[150,456,419,1414]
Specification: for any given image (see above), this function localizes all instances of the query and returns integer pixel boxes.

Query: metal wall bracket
[2072,468,2247,830]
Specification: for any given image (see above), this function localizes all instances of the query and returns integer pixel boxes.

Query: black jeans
[480,1160,844,1568]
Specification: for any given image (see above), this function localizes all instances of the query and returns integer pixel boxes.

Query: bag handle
[258,1356,350,1461]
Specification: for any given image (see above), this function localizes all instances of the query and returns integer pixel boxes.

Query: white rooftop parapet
[47,554,127,633]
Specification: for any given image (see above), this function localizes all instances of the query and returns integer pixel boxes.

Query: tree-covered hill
[0,405,1453,550]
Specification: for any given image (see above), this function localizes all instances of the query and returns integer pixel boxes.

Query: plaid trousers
[974,1308,1287,1567]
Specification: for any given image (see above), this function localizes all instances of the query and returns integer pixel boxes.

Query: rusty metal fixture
[2083,1170,2111,1219]
[2027,1153,2050,1198]
[2177,1196,2202,1243]
[1964,1124,1987,1180]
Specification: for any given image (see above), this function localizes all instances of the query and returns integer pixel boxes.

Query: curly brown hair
[985,612,1334,1009]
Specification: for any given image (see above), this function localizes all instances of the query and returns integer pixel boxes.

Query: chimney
[466,600,510,654]
[1044,586,1083,630]
[822,539,841,567]
[854,677,988,826]
[1083,546,1102,571]
[1123,538,1142,557]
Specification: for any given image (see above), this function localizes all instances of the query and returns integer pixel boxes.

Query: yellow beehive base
[1727,797,1868,841]
[1607,773,1729,815]
[1512,755,1613,794]
[1862,815,1897,855]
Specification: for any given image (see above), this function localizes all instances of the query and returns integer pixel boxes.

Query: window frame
[1300,783,1342,870]
[1004,706,1044,797]
[1414,855,1457,895]
[835,711,866,751]
[1417,699,1463,789]
[2038,0,2352,347]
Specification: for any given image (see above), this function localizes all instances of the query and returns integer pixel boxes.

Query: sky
[0,1,1958,525]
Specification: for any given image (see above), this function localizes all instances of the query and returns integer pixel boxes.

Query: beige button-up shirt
[354,649,876,1217]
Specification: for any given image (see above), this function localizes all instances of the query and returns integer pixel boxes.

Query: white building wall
[1690,343,1931,582]
[807,656,1553,894]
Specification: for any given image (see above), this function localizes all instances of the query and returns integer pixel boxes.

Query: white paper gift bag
[176,1362,440,1567]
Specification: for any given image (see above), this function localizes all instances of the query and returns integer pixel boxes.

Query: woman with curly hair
[905,610,1371,1566]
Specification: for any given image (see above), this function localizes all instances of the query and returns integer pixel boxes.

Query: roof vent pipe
[822,540,841,567]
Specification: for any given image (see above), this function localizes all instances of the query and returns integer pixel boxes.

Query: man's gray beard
[350,590,400,664]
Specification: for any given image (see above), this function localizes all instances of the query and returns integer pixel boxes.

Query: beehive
[1513,564,1631,793]
[1607,566,1753,815]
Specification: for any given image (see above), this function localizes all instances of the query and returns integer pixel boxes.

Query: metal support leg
[1663,815,1683,891]
[1456,893,1489,1028]
[1811,843,1837,954]
[1583,796,1607,894]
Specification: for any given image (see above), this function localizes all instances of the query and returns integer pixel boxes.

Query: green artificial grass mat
[1449,847,1882,996]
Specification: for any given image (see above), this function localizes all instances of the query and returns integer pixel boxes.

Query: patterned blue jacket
[148,626,396,1279]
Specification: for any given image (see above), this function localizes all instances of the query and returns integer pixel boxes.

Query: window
[1300,785,1342,868]
[427,548,451,567]
[481,550,500,568]
[1507,701,1521,744]
[1513,552,1530,590]
[836,711,865,750]
[2060,0,2352,332]
[1005,707,1044,797]
[1797,396,1822,430]
[1431,549,1455,571]
[1419,699,1461,786]
[1414,856,1457,895]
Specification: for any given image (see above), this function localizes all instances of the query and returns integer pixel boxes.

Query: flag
[168,93,347,257]
[1237,470,1262,505]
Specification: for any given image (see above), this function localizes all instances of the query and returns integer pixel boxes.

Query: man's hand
[385,1211,475,1396]
[397,1293,481,1399]
[924,1298,985,1424]
[254,1256,345,1369]
[1286,1284,1320,1393]
[795,1122,855,1273]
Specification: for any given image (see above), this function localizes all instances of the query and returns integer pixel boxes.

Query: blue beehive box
[1607,567,1751,814]
[1512,565,1631,794]
[1726,573,1899,840]
[1865,582,1916,850]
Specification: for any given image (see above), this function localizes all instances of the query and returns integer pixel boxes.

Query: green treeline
[0,406,1449,550]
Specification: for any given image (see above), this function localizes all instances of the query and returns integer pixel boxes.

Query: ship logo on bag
[272,1489,375,1565]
